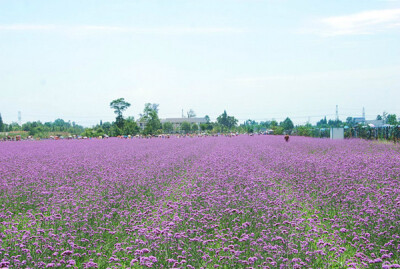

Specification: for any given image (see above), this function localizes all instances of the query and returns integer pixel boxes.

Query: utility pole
[336,105,339,121]
[362,107,365,120]
[181,109,184,118]
[18,111,21,126]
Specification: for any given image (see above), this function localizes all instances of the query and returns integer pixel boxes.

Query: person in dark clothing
[284,134,289,142]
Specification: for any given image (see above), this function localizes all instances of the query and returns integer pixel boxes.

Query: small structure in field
[330,128,344,140]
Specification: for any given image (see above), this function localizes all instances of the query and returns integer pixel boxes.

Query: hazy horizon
[1,0,399,126]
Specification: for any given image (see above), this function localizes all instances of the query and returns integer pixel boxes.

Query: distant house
[365,120,385,128]
[160,117,207,132]
[137,119,147,130]
[353,117,365,124]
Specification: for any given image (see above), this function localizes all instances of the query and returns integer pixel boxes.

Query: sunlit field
[1,136,399,268]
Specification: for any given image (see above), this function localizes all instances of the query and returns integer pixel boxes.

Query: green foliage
[346,117,354,127]
[100,122,112,134]
[94,128,105,137]
[273,126,284,135]
[180,121,191,133]
[387,114,397,125]
[5,119,84,138]
[0,113,4,132]
[110,98,131,117]
[328,119,343,128]
[110,98,131,129]
[242,119,257,133]
[141,104,161,135]
[280,117,294,133]
[296,124,312,137]
[200,119,213,132]
[216,110,238,132]
[270,120,278,127]
[316,117,328,127]
[81,128,95,138]
[191,123,199,132]
[187,109,196,118]
[110,125,122,136]
[141,103,159,119]
[123,117,139,135]
[162,122,174,133]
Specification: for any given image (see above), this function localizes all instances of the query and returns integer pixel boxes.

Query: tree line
[1,99,399,140]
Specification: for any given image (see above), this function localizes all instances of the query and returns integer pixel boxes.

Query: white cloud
[310,9,400,36]
[0,24,245,35]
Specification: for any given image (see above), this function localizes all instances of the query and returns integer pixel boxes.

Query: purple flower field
[0,136,400,268]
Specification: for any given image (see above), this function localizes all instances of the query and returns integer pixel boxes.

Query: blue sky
[0,0,399,126]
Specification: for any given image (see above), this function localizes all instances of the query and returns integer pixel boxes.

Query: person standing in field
[284,134,290,142]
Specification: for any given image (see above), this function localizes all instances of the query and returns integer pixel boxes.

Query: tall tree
[387,114,398,125]
[180,121,191,133]
[141,104,161,135]
[110,98,131,128]
[191,123,199,132]
[280,117,294,133]
[162,122,174,133]
[141,103,159,119]
[217,110,238,132]
[187,109,196,118]
[0,113,4,132]
[317,116,328,127]
[123,117,140,135]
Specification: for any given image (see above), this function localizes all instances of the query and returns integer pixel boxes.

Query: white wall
[330,128,344,140]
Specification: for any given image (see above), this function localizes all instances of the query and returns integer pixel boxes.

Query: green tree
[274,126,284,135]
[110,125,122,136]
[296,123,312,137]
[328,119,342,128]
[280,117,294,133]
[6,122,21,131]
[162,122,174,133]
[191,123,199,133]
[346,117,354,127]
[141,103,159,118]
[200,123,207,132]
[101,122,112,135]
[376,115,382,120]
[387,114,398,125]
[259,121,271,129]
[242,119,257,133]
[141,105,161,135]
[81,128,95,137]
[382,111,388,123]
[0,113,4,132]
[123,117,140,135]
[187,109,196,118]
[180,121,191,133]
[316,117,328,127]
[217,110,238,132]
[94,128,105,137]
[110,98,131,129]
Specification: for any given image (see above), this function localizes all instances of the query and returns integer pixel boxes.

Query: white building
[160,117,207,132]
[330,128,344,140]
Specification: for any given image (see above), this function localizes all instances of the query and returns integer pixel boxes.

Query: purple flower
[61,250,73,256]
